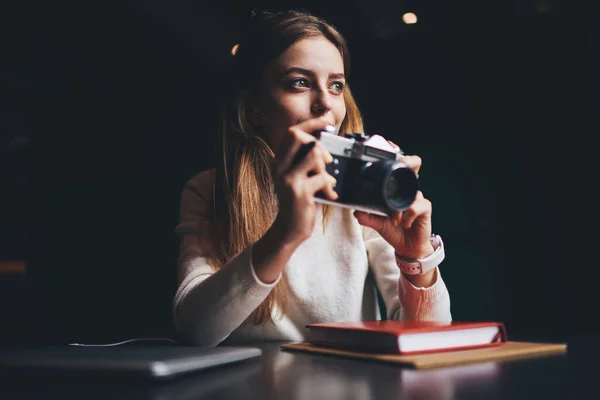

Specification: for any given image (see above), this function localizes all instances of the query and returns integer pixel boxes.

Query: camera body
[314,126,418,216]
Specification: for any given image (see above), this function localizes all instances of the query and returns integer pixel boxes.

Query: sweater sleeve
[172,170,279,346]
[362,226,452,322]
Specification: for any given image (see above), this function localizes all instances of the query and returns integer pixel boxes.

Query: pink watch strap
[395,235,445,275]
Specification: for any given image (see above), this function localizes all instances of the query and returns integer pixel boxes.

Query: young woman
[173,10,451,346]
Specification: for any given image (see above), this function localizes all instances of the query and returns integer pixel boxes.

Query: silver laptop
[0,345,262,381]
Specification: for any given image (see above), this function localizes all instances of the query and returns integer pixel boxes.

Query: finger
[307,172,338,200]
[399,155,422,177]
[387,140,400,152]
[275,121,333,174]
[291,141,317,169]
[295,118,335,139]
[399,192,431,229]
[314,140,334,164]
[274,135,309,176]
[390,211,403,228]
[353,210,386,231]
[295,141,332,171]
[296,119,334,162]
[290,142,326,177]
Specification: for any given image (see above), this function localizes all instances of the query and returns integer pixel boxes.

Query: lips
[296,118,336,127]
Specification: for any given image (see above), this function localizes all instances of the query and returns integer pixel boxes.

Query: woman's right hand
[269,118,339,248]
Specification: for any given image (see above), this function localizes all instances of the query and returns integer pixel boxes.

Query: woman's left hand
[354,154,437,285]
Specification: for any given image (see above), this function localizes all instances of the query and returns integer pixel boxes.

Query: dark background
[1,0,596,344]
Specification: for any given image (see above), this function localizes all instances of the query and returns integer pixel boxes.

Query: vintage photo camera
[313,126,418,216]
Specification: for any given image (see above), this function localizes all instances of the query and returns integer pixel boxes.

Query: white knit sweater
[172,170,452,346]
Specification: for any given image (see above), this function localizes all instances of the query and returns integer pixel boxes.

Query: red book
[306,320,507,355]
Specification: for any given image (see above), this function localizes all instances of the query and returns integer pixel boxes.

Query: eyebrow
[283,67,345,80]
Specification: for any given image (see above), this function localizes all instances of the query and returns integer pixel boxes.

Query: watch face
[429,235,441,248]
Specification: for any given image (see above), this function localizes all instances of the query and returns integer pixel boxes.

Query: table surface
[1,337,597,400]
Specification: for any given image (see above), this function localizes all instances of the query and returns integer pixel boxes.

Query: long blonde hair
[205,10,364,325]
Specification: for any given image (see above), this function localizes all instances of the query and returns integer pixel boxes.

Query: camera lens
[385,178,398,199]
[354,160,418,214]
[385,165,418,211]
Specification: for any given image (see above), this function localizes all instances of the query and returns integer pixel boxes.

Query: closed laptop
[0,345,262,381]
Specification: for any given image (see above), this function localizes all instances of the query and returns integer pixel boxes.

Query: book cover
[306,320,507,355]
[281,341,568,369]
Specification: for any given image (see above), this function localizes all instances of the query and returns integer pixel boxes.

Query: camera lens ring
[381,162,418,212]
[352,159,419,215]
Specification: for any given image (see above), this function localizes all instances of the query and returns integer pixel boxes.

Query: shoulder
[182,168,215,204]
[176,169,216,235]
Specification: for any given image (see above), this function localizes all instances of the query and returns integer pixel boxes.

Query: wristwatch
[395,234,445,275]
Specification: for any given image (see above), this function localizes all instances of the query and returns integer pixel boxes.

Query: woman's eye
[290,78,310,88]
[330,81,345,93]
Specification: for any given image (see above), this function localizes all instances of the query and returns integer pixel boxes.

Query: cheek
[334,101,347,129]
[261,94,307,151]
[264,95,312,132]
[277,95,309,122]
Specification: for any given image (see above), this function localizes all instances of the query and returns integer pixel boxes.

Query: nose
[311,88,333,116]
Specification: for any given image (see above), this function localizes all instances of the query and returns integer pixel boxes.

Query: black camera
[314,126,418,216]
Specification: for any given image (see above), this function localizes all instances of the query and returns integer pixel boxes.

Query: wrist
[397,243,435,260]
[395,234,445,277]
[263,224,300,256]
[405,266,437,288]
[251,226,298,284]
[270,216,309,250]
